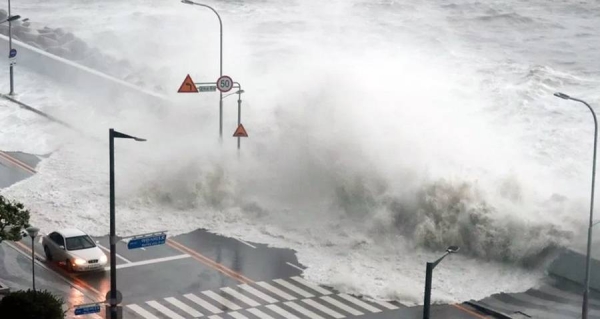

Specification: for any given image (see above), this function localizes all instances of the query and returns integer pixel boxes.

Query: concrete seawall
[547,248,600,291]
[0,34,166,107]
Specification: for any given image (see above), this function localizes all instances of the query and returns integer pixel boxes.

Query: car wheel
[66,259,73,272]
[44,246,53,261]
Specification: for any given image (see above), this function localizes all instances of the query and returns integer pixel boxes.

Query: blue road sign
[9,49,16,58]
[74,304,101,316]
[128,233,167,250]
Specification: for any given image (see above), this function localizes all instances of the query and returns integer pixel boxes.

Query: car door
[49,233,67,260]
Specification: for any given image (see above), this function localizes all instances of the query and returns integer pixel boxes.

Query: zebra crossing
[124,276,401,319]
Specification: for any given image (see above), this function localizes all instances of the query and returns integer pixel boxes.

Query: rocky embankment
[0,10,161,92]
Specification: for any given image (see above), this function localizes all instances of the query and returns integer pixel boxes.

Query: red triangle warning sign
[177,74,198,93]
[233,124,248,137]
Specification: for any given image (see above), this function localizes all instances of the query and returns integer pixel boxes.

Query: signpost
[217,75,233,92]
[127,232,167,250]
[199,85,217,92]
[9,48,16,66]
[74,303,101,316]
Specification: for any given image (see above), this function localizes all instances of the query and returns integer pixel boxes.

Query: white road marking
[165,297,204,317]
[336,294,381,313]
[202,290,242,310]
[103,254,189,271]
[239,284,278,303]
[127,304,160,319]
[290,277,332,295]
[184,293,223,314]
[256,282,296,301]
[97,243,132,263]
[285,263,304,271]
[274,279,314,298]
[284,301,325,319]
[236,238,257,248]
[373,300,398,310]
[247,308,275,319]
[209,316,223,319]
[320,296,363,316]
[302,299,345,318]
[147,300,186,319]
[221,287,260,307]
[266,304,301,319]
[229,311,250,319]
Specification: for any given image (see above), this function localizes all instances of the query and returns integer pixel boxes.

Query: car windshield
[65,235,96,251]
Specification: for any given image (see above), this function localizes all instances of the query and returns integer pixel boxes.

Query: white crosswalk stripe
[302,299,345,319]
[203,290,242,310]
[209,316,223,319]
[337,294,381,313]
[127,304,161,319]
[256,282,296,301]
[290,277,332,295]
[185,293,224,314]
[319,296,363,316]
[372,300,398,310]
[147,300,186,319]
[239,284,279,303]
[266,304,302,319]
[222,287,261,307]
[165,297,204,317]
[284,301,325,319]
[247,308,276,319]
[229,311,250,319]
[275,279,314,298]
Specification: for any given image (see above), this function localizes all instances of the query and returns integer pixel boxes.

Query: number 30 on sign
[217,75,233,93]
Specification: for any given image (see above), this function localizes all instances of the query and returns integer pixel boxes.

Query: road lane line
[256,282,296,301]
[247,308,275,319]
[372,299,398,310]
[290,277,332,295]
[302,299,345,318]
[320,296,363,316]
[452,304,489,319]
[103,254,190,271]
[202,290,242,310]
[284,301,325,319]
[236,238,257,249]
[336,294,381,313]
[229,311,250,319]
[96,243,131,263]
[239,284,278,303]
[147,300,186,319]
[165,297,204,317]
[286,263,304,271]
[127,304,160,319]
[266,304,301,319]
[274,279,314,298]
[0,151,36,173]
[184,293,223,314]
[167,239,253,284]
[221,287,260,307]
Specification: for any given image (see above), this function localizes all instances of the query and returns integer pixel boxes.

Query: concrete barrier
[0,34,167,107]
[547,248,600,291]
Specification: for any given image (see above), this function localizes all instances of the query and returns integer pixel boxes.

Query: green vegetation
[0,289,65,319]
[0,194,30,243]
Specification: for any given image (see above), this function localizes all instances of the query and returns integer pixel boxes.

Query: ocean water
[1,0,600,305]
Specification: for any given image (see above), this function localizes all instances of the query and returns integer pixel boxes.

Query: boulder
[58,32,75,45]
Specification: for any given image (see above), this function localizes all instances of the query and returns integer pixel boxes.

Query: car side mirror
[59,245,65,250]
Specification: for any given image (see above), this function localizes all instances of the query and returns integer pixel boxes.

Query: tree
[0,194,30,243]
[0,289,65,319]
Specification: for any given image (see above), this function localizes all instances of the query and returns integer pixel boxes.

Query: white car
[42,228,107,272]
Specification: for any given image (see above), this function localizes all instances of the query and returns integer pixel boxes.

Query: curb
[464,300,513,319]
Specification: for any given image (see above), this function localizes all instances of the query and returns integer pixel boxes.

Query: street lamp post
[554,92,597,319]
[7,0,18,96]
[181,0,224,141]
[423,246,460,319]
[223,88,245,150]
[108,128,146,319]
[25,226,39,292]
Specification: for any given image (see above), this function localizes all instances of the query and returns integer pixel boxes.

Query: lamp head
[26,226,39,238]
[554,92,571,100]
[7,15,20,22]
[181,0,193,4]
[446,246,460,254]
[133,137,146,142]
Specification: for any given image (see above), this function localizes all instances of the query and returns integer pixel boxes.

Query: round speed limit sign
[217,75,233,93]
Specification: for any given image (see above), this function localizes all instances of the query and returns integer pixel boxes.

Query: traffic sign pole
[8,0,14,96]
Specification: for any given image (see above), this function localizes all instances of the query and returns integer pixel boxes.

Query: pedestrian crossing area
[124,276,402,319]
